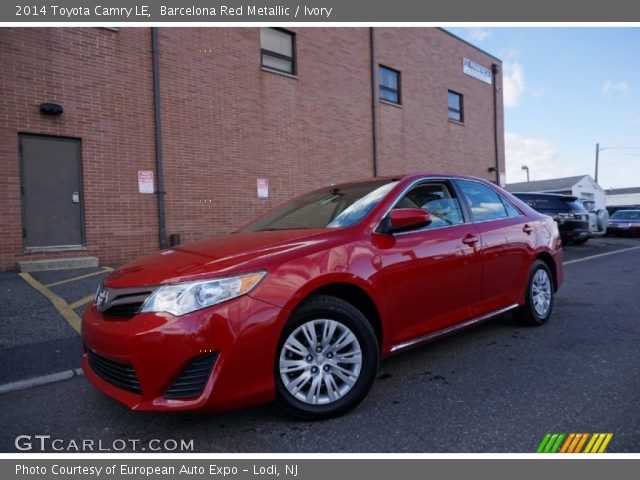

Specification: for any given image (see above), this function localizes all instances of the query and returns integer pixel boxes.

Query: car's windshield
[244,180,399,232]
[612,210,640,220]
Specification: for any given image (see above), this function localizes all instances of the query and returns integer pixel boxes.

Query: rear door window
[456,180,511,222]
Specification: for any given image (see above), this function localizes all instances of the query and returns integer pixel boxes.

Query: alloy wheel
[279,319,362,405]
[531,269,552,317]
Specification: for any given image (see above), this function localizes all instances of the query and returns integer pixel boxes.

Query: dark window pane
[501,197,522,217]
[448,108,462,122]
[394,183,465,229]
[262,54,293,74]
[380,89,399,103]
[244,180,399,232]
[260,28,294,74]
[260,28,292,56]
[379,66,400,104]
[448,91,463,122]
[448,91,460,109]
[458,180,508,222]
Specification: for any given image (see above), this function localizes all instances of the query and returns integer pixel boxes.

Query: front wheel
[515,260,554,326]
[275,295,379,420]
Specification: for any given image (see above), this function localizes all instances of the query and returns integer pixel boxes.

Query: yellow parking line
[69,295,95,310]
[45,266,113,288]
[19,272,81,333]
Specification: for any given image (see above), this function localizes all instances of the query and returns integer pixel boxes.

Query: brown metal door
[20,134,84,249]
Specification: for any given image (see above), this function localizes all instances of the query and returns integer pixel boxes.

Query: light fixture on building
[487,167,497,173]
[39,102,63,115]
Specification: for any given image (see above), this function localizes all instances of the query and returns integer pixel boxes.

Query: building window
[380,66,401,104]
[260,28,295,75]
[448,90,463,122]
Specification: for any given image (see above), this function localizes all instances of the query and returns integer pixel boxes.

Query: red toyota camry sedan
[82,173,563,419]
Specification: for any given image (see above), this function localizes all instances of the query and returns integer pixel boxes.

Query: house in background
[606,187,640,208]
[506,175,606,210]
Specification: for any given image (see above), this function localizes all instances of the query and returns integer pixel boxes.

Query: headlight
[140,271,266,316]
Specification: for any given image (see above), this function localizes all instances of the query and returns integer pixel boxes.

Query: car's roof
[333,172,498,188]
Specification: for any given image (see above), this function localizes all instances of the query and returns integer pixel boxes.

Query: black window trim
[379,65,402,105]
[448,89,464,123]
[260,27,296,76]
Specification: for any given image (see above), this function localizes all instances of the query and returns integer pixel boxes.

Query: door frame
[18,132,87,252]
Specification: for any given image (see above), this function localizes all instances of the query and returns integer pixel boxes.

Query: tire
[275,295,379,420]
[515,260,554,327]
[572,238,588,245]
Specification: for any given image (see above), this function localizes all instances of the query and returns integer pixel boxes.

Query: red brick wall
[0,27,503,270]
[157,27,372,243]
[375,28,504,180]
[0,27,158,270]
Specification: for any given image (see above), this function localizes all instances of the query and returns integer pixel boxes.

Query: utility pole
[595,143,600,184]
[521,165,530,182]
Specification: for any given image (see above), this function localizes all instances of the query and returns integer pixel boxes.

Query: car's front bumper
[81,295,286,412]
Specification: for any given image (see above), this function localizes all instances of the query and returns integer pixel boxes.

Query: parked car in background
[82,174,563,419]
[607,204,640,216]
[581,199,609,238]
[512,192,591,245]
[606,210,640,236]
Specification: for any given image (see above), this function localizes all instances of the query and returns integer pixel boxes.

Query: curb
[0,368,84,395]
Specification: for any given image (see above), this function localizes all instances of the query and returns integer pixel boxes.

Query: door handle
[523,224,533,234]
[462,234,479,245]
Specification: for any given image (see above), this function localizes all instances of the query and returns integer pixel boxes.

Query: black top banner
[4,0,640,22]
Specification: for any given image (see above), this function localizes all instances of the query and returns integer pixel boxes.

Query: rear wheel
[515,260,554,326]
[572,238,588,245]
[275,295,378,420]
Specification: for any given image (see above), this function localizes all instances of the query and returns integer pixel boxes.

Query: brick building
[0,27,504,270]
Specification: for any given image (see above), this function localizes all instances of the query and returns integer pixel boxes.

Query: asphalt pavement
[1,236,639,452]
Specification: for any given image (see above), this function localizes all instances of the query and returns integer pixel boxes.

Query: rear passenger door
[454,179,535,314]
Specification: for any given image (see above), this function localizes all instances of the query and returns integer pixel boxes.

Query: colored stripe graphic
[574,433,590,453]
[537,433,552,453]
[537,433,565,453]
[538,433,613,453]
[584,433,614,453]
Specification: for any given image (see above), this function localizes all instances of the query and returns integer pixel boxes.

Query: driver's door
[373,180,483,347]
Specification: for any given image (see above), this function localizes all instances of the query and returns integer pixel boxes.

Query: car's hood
[105,229,328,288]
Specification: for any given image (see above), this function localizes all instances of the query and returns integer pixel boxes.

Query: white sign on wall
[463,58,492,85]
[257,178,269,198]
[138,170,154,194]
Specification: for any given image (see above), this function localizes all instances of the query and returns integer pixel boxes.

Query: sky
[448,27,640,189]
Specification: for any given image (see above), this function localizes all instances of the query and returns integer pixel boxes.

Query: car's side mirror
[380,208,432,234]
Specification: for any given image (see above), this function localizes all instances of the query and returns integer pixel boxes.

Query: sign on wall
[257,178,269,198]
[463,58,492,85]
[138,170,154,194]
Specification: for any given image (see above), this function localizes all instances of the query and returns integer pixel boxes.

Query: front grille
[164,353,218,399]
[88,350,141,394]
[96,286,154,319]
[104,302,145,318]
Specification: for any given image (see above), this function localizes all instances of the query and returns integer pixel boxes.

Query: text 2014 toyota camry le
[82,173,563,419]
